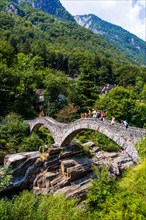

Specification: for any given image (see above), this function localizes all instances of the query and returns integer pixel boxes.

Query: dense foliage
[95,86,146,127]
[0,192,87,220]
[0,1,146,121]
[0,113,29,156]
[0,113,53,157]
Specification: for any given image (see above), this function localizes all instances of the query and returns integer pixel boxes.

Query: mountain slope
[0,1,132,66]
[75,14,146,65]
[13,0,75,22]
[1,1,146,118]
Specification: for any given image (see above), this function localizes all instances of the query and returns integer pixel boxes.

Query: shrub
[86,166,116,211]
[0,191,87,220]
[0,113,29,154]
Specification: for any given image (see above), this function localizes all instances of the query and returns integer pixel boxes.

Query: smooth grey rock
[4,152,40,167]
[91,146,100,153]
[82,142,95,148]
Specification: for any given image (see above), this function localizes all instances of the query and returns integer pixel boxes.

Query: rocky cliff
[0,142,134,200]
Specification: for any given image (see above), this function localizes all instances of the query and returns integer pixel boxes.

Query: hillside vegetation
[12,0,76,22]
[75,14,146,65]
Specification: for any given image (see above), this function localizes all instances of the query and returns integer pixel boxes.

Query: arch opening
[31,123,55,148]
[61,129,120,152]
[32,123,44,132]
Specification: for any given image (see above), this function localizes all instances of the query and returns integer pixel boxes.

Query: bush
[20,132,44,152]
[86,166,116,211]
[136,138,146,161]
[0,113,29,154]
[36,194,86,220]
[0,191,86,220]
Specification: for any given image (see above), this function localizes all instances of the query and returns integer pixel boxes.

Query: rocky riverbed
[0,142,134,200]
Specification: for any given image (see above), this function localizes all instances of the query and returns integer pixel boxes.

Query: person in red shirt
[101,112,106,122]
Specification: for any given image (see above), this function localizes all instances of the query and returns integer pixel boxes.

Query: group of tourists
[80,109,129,129]
[80,109,106,121]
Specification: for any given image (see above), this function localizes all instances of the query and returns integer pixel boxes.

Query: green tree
[0,113,29,154]
[131,103,146,128]
[0,40,15,66]
[134,76,144,95]
[43,69,68,117]
[77,63,99,110]
[116,65,139,87]
[95,86,136,123]
[87,166,116,211]
[140,84,146,102]
[20,132,44,152]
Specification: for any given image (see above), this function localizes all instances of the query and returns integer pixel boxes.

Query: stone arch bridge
[26,117,146,163]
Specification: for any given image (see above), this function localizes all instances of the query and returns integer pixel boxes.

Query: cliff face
[15,0,75,22]
[0,143,134,199]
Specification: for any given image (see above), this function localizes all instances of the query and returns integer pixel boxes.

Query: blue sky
[60,0,146,41]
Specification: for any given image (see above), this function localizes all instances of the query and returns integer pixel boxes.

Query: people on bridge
[39,110,44,117]
[92,109,97,118]
[122,120,129,129]
[80,109,106,121]
[80,112,89,118]
[111,116,116,125]
[88,109,92,118]
[96,111,101,119]
[100,112,106,122]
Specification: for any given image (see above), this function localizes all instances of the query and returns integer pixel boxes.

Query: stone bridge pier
[26,117,146,163]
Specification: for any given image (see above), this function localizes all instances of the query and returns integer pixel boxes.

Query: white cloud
[60,0,146,41]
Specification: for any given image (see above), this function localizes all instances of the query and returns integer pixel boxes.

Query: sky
[60,0,146,41]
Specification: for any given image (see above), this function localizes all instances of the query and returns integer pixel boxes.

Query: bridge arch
[61,128,88,146]
[26,117,60,144]
[32,123,45,132]
[61,120,129,148]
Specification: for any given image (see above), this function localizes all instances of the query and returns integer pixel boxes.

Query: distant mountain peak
[75,14,146,65]
[12,0,75,22]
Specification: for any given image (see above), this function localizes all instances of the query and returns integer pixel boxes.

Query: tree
[87,166,116,211]
[56,103,79,123]
[131,103,146,128]
[0,113,29,154]
[12,53,44,118]
[77,62,99,110]
[20,132,44,152]
[116,65,139,87]
[134,77,144,95]
[0,40,16,66]
[95,86,135,123]
[0,63,18,116]
[43,69,68,117]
